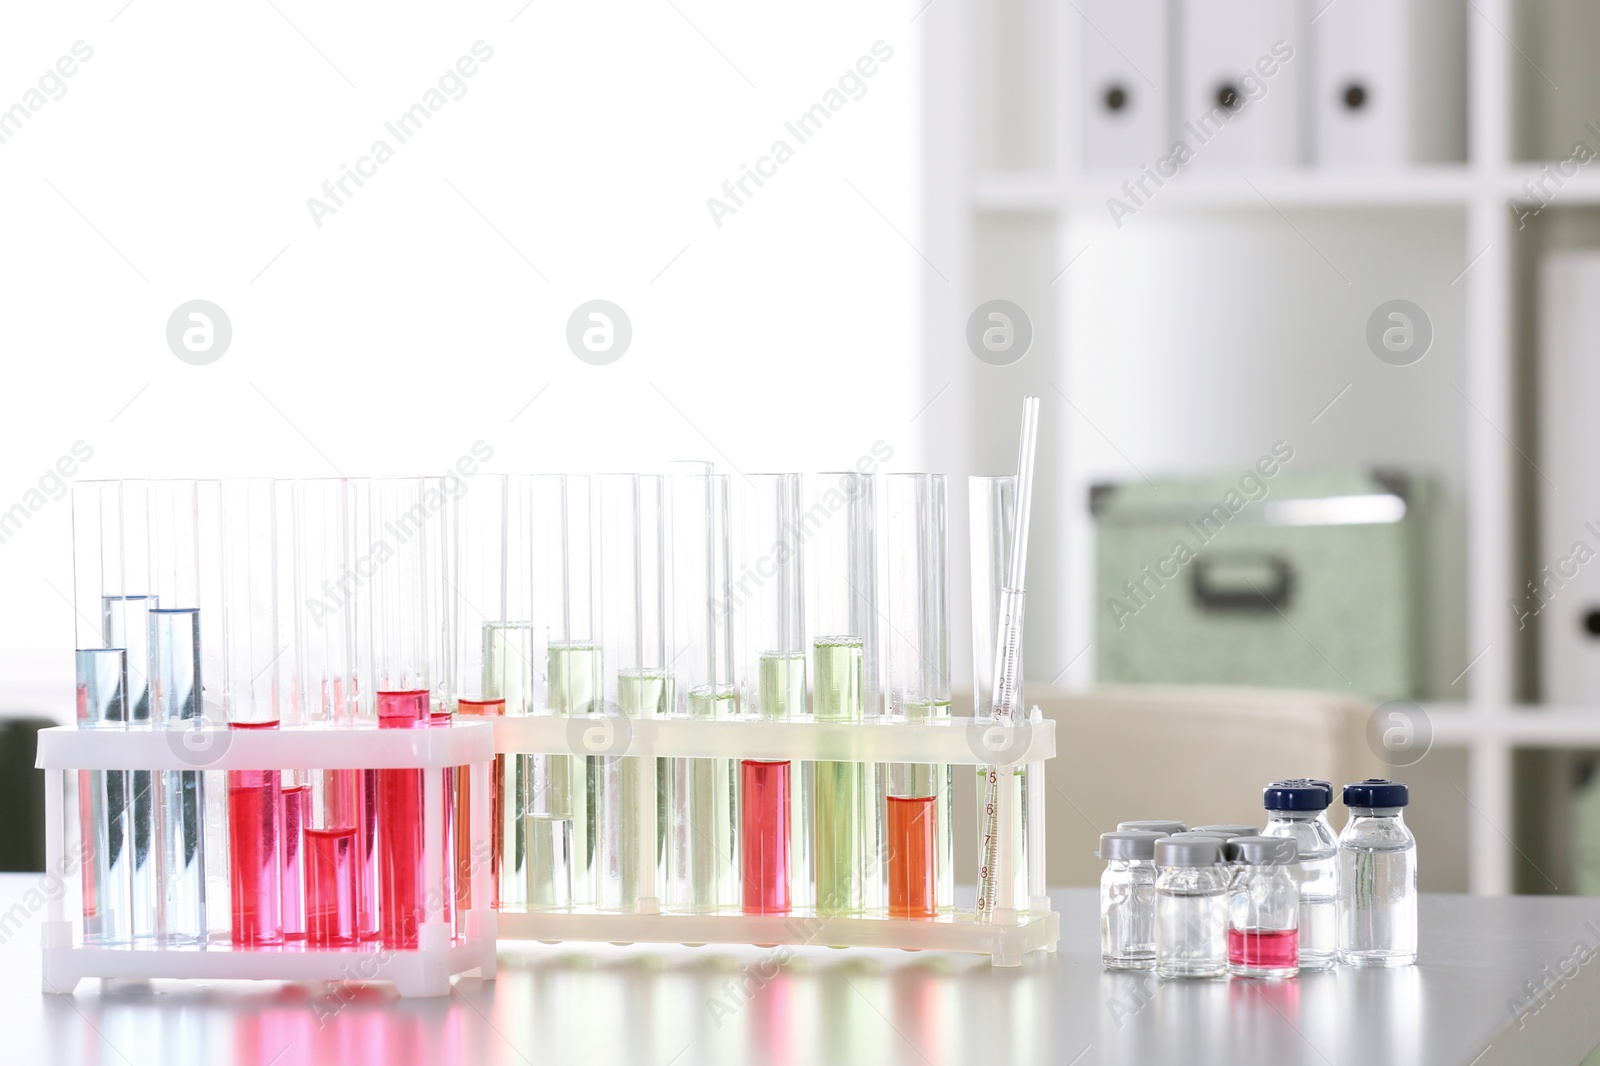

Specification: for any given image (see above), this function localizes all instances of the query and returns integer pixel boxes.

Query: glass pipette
[976,396,1039,920]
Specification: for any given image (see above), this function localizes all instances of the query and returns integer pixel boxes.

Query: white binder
[1539,251,1600,703]
[1312,0,1465,166]
[1081,0,1170,169]
[1176,0,1308,169]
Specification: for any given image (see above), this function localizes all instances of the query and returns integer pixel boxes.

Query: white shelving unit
[918,0,1598,895]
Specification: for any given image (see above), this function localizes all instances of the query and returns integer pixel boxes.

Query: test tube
[808,471,879,917]
[738,474,805,915]
[271,481,309,941]
[423,477,456,933]
[596,473,670,911]
[221,478,284,946]
[147,479,213,942]
[884,474,951,918]
[98,480,161,943]
[450,474,511,912]
[369,477,434,949]
[294,478,361,946]
[667,464,738,913]
[527,474,599,909]
[71,481,132,944]
[969,475,1029,910]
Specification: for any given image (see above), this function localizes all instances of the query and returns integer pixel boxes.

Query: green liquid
[605,669,672,908]
[813,636,864,915]
[668,684,738,911]
[547,641,602,906]
[483,623,538,908]
[812,635,863,722]
[758,651,810,909]
[524,812,572,908]
[484,622,538,715]
[758,651,807,720]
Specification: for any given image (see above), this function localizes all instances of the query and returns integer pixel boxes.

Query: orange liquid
[887,795,937,919]
[454,699,505,910]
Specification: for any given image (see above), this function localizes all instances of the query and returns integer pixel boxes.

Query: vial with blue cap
[1337,779,1417,967]
[1261,779,1338,970]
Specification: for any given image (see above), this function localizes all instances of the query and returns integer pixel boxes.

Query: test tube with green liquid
[666,463,739,912]
[529,474,600,909]
[596,474,671,911]
[808,471,880,917]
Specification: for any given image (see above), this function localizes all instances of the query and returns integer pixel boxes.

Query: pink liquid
[887,795,937,919]
[228,723,283,946]
[1229,927,1299,971]
[281,784,310,939]
[377,690,428,950]
[325,768,380,939]
[305,825,359,946]
[741,760,790,915]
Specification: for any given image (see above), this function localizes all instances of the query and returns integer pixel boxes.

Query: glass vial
[1099,830,1164,970]
[1118,820,1186,836]
[1261,779,1337,971]
[1154,835,1228,979]
[1337,778,1417,967]
[1225,836,1300,979]
[1191,824,1259,841]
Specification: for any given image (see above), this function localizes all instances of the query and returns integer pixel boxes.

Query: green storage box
[1091,468,1423,702]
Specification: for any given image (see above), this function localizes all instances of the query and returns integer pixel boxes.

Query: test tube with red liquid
[294,478,371,944]
[883,474,951,919]
[221,478,285,946]
[738,474,806,915]
[369,477,436,950]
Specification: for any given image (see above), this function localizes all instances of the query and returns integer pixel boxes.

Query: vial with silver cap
[1191,823,1259,840]
[1154,834,1229,979]
[1337,779,1417,966]
[1117,819,1186,836]
[1099,830,1164,970]
[1225,835,1300,979]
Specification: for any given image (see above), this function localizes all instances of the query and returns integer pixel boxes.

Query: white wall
[0,1,921,719]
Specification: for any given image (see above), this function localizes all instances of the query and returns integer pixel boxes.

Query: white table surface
[5,878,1600,1066]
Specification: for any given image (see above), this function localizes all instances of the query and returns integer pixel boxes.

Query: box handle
[1190,552,1294,613]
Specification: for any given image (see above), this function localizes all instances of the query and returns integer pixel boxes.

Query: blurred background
[4,0,1599,898]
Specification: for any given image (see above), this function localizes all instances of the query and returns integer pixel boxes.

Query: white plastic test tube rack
[35,720,497,997]
[493,712,1058,966]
